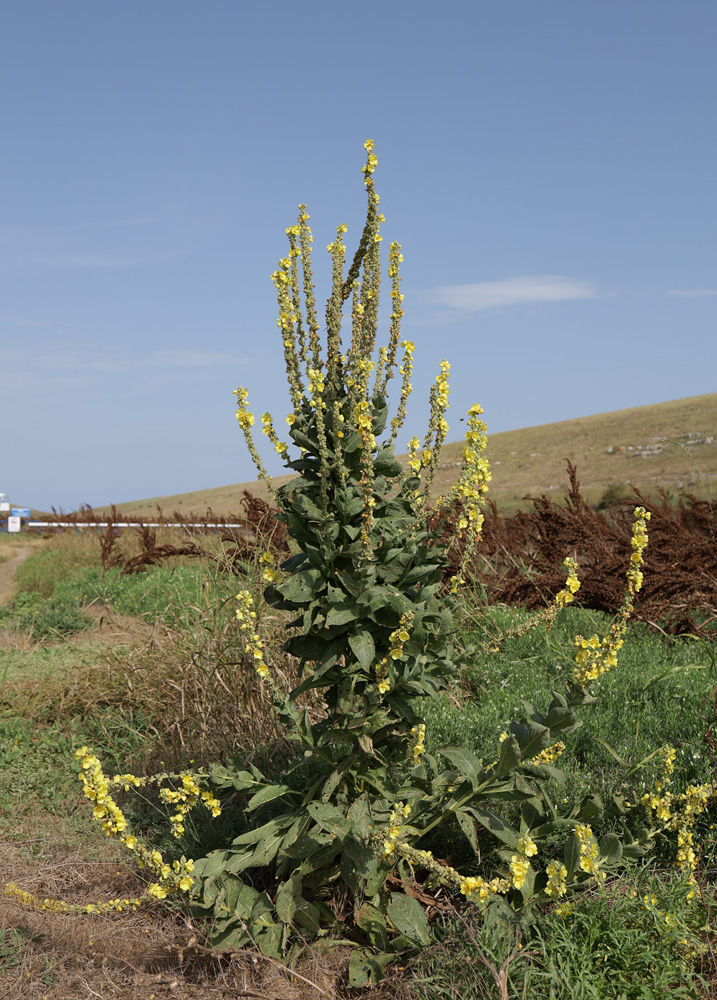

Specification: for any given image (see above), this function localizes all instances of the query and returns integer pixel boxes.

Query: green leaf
[193,850,229,880]
[344,838,380,880]
[246,783,295,812]
[467,806,520,849]
[275,874,303,925]
[575,793,604,822]
[386,893,432,947]
[494,735,521,778]
[510,721,551,760]
[231,816,293,847]
[307,800,351,837]
[325,602,357,627]
[599,832,623,864]
[210,924,252,951]
[455,809,479,853]
[593,737,631,769]
[348,949,394,987]
[254,922,284,959]
[438,746,484,785]
[564,833,581,876]
[348,630,375,669]
[226,833,285,871]
[347,796,373,842]
[355,903,390,950]
[278,570,321,604]
[215,877,259,919]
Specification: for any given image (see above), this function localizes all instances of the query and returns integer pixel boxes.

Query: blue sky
[2,0,715,511]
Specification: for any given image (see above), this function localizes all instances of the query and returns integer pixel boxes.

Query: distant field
[98,391,716,518]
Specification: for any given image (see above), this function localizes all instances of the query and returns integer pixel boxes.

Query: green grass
[0,590,92,639]
[426,606,713,785]
[13,537,99,599]
[404,867,713,999]
[54,564,238,627]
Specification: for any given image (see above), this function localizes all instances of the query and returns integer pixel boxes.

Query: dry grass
[0,838,355,999]
[92,392,717,520]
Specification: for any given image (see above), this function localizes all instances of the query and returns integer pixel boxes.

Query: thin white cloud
[146,350,249,368]
[0,249,192,269]
[0,314,48,327]
[424,275,600,312]
[0,344,250,393]
[667,289,717,298]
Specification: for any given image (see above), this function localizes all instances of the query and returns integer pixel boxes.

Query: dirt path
[0,545,36,606]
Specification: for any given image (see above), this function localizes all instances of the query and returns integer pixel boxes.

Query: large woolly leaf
[387,893,432,947]
[348,630,376,669]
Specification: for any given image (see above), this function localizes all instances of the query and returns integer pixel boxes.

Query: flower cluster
[418,359,451,502]
[233,386,254,430]
[509,834,538,890]
[410,724,426,765]
[530,740,566,766]
[158,773,222,838]
[259,549,282,584]
[374,613,414,694]
[235,589,269,678]
[386,839,511,911]
[382,802,412,857]
[481,557,582,655]
[260,412,289,459]
[544,860,569,899]
[459,873,512,905]
[627,506,651,595]
[3,882,146,915]
[575,823,605,885]
[360,138,378,184]
[640,744,712,884]
[556,557,581,606]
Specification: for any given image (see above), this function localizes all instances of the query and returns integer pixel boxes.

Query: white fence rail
[27,522,247,529]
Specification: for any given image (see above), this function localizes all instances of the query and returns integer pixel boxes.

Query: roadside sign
[0,503,9,513]
[11,507,30,518]
[7,516,21,533]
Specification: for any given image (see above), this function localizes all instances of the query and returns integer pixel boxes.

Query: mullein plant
[187,146,701,984]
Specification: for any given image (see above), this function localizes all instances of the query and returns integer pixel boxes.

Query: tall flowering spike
[233,386,278,499]
[298,206,317,364]
[286,224,308,365]
[272,257,305,411]
[377,241,405,397]
[390,340,415,442]
[347,279,364,394]
[419,359,451,505]
[359,208,382,361]
[346,141,382,377]
[307,366,331,507]
[573,506,650,686]
[326,223,348,392]
[440,403,491,593]
[353,355,377,554]
[331,398,348,485]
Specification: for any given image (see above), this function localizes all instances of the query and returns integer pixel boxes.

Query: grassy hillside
[103,392,717,518]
